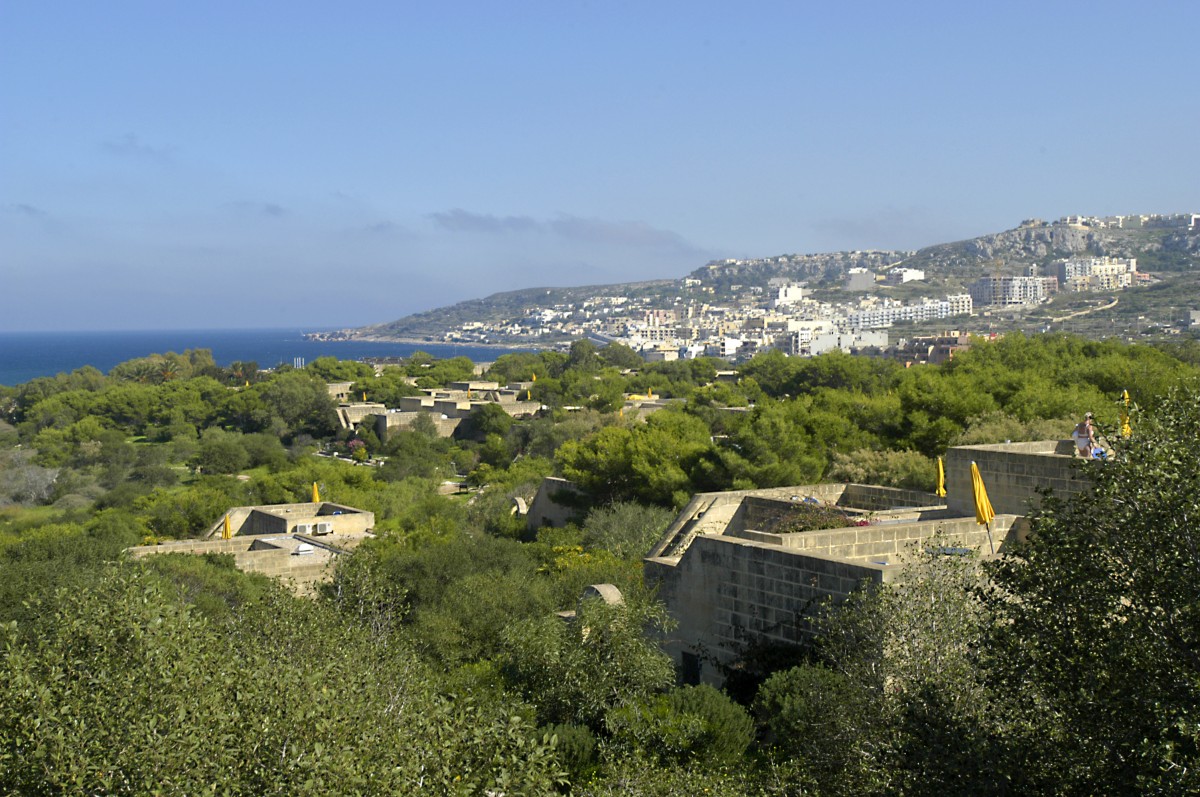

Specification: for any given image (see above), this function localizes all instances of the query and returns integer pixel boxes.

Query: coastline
[0,329,546,386]
[307,332,556,351]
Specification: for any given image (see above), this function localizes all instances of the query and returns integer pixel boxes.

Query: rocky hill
[895,220,1200,277]
[317,216,1198,342]
[691,250,913,291]
[322,279,677,341]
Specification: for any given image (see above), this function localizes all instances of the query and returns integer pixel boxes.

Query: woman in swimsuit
[1072,412,1096,459]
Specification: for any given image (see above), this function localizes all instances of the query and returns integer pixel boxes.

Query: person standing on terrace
[1072,412,1098,459]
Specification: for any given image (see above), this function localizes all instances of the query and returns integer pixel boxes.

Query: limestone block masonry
[945,440,1088,517]
[645,440,1078,686]
[127,501,376,596]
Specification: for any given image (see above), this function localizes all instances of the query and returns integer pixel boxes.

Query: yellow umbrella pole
[223,514,232,540]
[936,456,947,498]
[1121,389,1132,438]
[312,482,320,503]
[971,461,997,554]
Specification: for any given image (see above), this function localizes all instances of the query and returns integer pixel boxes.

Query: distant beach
[0,329,535,386]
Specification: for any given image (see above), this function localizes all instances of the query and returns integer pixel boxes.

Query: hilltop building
[887,267,926,284]
[845,268,876,292]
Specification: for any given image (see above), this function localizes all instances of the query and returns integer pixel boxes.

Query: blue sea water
[0,329,532,386]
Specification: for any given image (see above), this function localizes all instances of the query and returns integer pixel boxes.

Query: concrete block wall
[397,396,435,412]
[200,503,375,539]
[839,484,943,510]
[129,536,340,596]
[647,535,891,684]
[232,548,334,580]
[526,477,586,530]
[447,381,500,391]
[651,482,939,562]
[652,494,748,559]
[336,403,387,429]
[433,399,471,418]
[313,504,376,534]
[946,441,1088,517]
[736,489,848,531]
[244,509,290,535]
[478,398,542,416]
[128,537,261,558]
[746,514,1024,561]
[375,411,462,439]
[201,506,257,538]
[726,488,943,542]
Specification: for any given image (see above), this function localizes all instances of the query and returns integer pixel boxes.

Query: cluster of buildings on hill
[442,276,976,363]
[1051,212,1200,230]
[967,256,1144,308]
[434,251,1146,362]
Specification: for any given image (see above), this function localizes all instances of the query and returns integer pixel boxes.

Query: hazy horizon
[4,1,1198,331]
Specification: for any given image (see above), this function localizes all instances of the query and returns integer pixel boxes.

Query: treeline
[1,334,1198,794]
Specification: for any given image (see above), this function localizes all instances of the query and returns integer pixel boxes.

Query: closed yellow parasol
[971,460,996,553]
[1121,389,1132,438]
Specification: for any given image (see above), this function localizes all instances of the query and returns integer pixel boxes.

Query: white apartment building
[887,267,926,284]
[969,276,1055,306]
[773,283,805,307]
[1057,256,1138,292]
[845,294,973,329]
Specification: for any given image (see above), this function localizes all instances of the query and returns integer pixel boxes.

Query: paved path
[1048,296,1119,323]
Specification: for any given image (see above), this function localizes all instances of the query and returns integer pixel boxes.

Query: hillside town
[434,251,1149,363]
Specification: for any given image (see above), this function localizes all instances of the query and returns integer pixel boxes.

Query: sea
[0,329,535,387]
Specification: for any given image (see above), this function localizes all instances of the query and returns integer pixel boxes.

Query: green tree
[350,366,419,406]
[456,402,514,442]
[982,384,1200,794]
[255,370,339,439]
[568,339,602,372]
[305,355,374,383]
[599,342,644,370]
[557,410,716,506]
[605,684,753,768]
[755,541,1001,796]
[582,501,675,560]
[192,428,250,474]
[755,664,884,795]
[0,567,565,794]
[499,594,675,730]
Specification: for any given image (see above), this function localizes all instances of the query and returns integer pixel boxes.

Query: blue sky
[3,1,1198,331]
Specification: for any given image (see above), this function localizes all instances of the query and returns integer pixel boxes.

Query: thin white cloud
[547,215,695,251]
[223,201,289,218]
[430,208,703,253]
[430,208,540,233]
[360,220,405,235]
[100,133,174,162]
[7,203,48,217]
